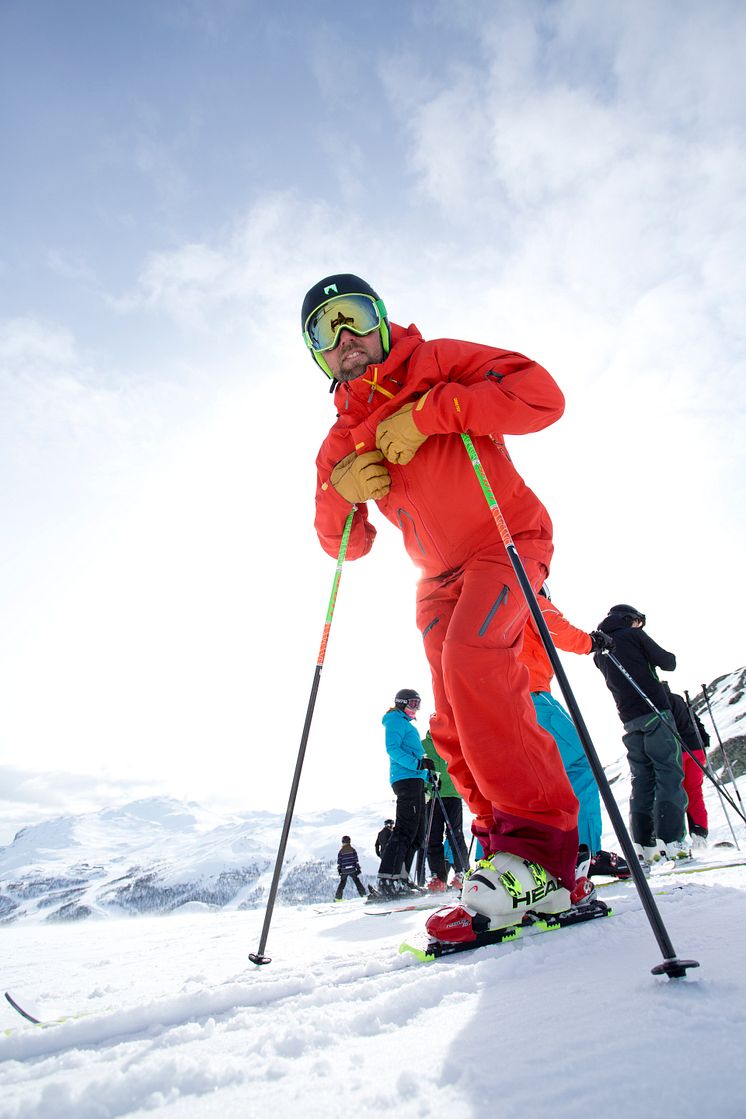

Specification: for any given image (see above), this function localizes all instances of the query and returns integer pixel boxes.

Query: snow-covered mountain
[692,666,746,776]
[2,669,744,925]
[0,797,392,924]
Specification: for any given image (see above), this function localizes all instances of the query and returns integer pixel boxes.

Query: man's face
[322,327,384,383]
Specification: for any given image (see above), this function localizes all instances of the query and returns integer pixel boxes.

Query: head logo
[323,284,339,296]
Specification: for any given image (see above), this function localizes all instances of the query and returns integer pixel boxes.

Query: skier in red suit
[303,274,590,932]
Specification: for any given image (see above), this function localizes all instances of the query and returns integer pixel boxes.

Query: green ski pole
[250,509,356,965]
[461,432,698,979]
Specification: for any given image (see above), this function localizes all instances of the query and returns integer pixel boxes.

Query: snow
[2,854,746,1115]
[2,670,746,1118]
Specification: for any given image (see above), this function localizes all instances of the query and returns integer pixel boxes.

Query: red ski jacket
[314,323,564,578]
[520,596,592,694]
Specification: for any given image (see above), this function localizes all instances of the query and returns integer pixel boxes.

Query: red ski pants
[683,748,708,831]
[416,551,579,888]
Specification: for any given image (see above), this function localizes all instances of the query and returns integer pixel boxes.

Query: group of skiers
[304,272,709,940]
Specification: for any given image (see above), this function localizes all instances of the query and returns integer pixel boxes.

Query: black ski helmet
[300,273,391,381]
[341,835,351,844]
[609,604,646,626]
[394,688,421,711]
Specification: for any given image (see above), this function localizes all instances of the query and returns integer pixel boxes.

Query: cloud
[0,315,205,513]
[0,766,165,846]
[2,3,745,833]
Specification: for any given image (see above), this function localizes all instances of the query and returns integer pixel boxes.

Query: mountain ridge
[2,668,744,924]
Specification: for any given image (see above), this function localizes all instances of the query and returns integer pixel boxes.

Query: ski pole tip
[248,952,272,966]
[651,957,700,979]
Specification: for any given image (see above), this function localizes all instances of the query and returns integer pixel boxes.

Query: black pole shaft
[249,510,355,965]
[430,780,469,874]
[249,666,323,963]
[684,689,740,849]
[417,794,438,885]
[460,432,697,976]
[507,548,692,969]
[701,684,746,817]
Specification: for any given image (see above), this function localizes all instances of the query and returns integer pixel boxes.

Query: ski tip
[4,991,42,1025]
[399,941,435,962]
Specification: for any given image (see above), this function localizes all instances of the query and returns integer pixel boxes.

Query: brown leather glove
[375,401,428,465]
[330,449,391,503]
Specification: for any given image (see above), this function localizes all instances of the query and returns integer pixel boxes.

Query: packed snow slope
[1,853,746,1119]
[1,668,745,1117]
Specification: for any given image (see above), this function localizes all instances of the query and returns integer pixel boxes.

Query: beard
[330,335,383,382]
[334,356,373,383]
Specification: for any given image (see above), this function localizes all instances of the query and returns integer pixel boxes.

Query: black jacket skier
[593,604,688,857]
[594,606,676,722]
[662,684,710,753]
[375,820,395,858]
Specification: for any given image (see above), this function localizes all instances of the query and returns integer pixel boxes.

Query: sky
[1,0,745,844]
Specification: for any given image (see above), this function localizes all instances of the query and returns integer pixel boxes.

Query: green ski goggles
[303,293,387,353]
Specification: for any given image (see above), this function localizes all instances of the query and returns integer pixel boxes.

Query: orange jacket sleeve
[314,428,377,561]
[538,597,592,655]
[410,343,565,438]
[520,597,592,693]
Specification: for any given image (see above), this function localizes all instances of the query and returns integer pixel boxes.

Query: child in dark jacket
[335,837,366,900]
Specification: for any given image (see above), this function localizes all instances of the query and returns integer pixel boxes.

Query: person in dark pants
[375,819,395,858]
[421,730,469,891]
[662,683,710,847]
[335,836,367,901]
[376,688,434,897]
[594,604,689,864]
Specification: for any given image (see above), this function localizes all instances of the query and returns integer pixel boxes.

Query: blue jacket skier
[376,689,434,896]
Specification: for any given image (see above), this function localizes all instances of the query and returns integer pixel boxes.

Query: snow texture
[1,670,745,1117]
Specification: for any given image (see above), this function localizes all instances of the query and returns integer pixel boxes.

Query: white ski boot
[460,852,572,930]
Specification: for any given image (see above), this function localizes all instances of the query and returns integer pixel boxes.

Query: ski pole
[461,432,698,979]
[430,778,470,876]
[701,683,746,818]
[417,788,438,885]
[249,510,356,965]
[604,652,746,825]
[684,690,740,849]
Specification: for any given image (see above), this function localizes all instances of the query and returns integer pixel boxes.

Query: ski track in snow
[2,861,746,1119]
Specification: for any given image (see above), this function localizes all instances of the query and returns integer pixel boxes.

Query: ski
[399,898,612,960]
[3,990,83,1030]
[364,897,447,916]
[652,857,746,877]
[595,856,746,888]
